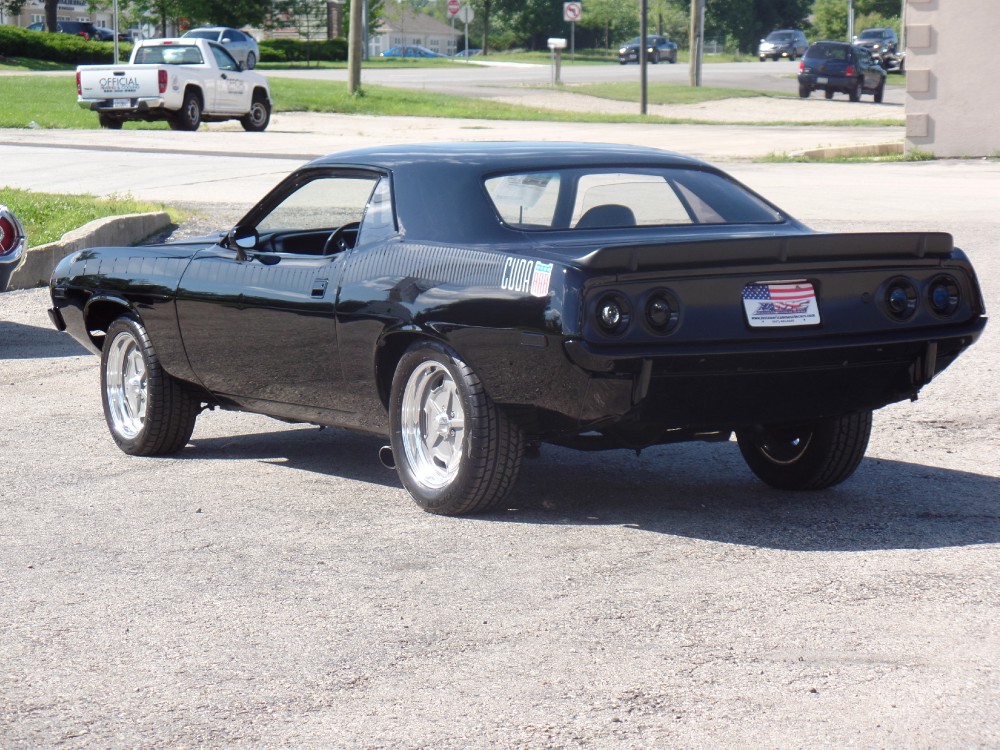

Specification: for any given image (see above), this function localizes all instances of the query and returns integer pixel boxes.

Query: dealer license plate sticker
[113,98,130,109]
[742,280,821,328]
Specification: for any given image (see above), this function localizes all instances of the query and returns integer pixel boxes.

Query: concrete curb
[7,211,171,291]
[791,141,904,159]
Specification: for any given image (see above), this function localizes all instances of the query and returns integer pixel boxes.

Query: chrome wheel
[105,330,147,439]
[400,360,466,490]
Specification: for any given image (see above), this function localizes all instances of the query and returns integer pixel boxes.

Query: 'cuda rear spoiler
[576,232,955,272]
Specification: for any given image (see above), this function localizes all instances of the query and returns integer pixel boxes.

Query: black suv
[26,20,100,40]
[758,29,808,61]
[853,27,903,72]
[798,41,887,102]
[618,35,677,64]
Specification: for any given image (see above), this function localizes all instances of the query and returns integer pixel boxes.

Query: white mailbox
[547,38,567,50]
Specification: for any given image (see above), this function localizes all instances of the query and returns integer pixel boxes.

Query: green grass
[0,187,181,246]
[0,56,73,71]
[760,149,934,163]
[0,71,903,129]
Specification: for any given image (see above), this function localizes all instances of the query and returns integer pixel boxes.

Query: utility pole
[348,0,364,93]
[640,0,648,114]
[689,0,704,86]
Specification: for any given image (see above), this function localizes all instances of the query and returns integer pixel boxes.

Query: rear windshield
[484,167,783,230]
[134,44,205,65]
[805,43,848,61]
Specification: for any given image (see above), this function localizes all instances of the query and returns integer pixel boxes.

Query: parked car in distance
[618,35,677,64]
[47,142,986,516]
[453,48,482,58]
[853,27,904,72]
[27,20,100,40]
[182,26,259,69]
[92,26,130,42]
[380,45,448,58]
[0,205,27,292]
[798,41,887,102]
[758,28,808,61]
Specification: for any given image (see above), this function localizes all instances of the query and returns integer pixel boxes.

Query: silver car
[182,26,260,69]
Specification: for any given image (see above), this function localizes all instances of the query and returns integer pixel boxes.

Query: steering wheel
[323,221,361,255]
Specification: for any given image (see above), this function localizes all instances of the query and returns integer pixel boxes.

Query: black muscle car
[47,143,987,515]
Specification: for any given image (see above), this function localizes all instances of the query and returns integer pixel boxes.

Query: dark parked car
[798,41,887,102]
[618,35,677,64]
[47,143,986,515]
[380,45,448,58]
[27,20,100,40]
[0,205,27,292]
[854,27,904,72]
[758,29,808,61]
[182,26,259,68]
[92,26,131,42]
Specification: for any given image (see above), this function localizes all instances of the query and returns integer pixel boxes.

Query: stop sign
[447,0,461,17]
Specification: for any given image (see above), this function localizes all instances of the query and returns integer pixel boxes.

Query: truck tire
[170,90,202,131]
[240,94,271,132]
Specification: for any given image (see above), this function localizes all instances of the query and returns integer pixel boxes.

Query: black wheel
[824,88,834,99]
[101,316,199,456]
[651,51,660,64]
[798,84,810,98]
[759,56,766,62]
[245,51,257,69]
[240,95,271,132]
[170,90,202,131]
[874,78,885,103]
[98,113,123,129]
[848,78,862,102]
[736,411,872,491]
[389,340,524,515]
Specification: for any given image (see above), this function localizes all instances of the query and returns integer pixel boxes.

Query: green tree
[706,0,811,53]
[579,0,638,51]
[1,0,27,23]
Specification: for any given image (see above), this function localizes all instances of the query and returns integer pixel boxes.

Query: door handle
[312,279,329,298]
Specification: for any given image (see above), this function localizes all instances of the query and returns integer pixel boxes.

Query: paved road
[1,119,997,747]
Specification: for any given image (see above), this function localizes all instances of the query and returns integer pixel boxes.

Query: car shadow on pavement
[0,321,89,359]
[493,441,1000,553]
[185,426,402,490]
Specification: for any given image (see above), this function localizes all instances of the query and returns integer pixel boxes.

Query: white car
[182,26,260,69]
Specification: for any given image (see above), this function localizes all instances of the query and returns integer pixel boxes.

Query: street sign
[457,5,474,24]
[563,2,581,23]
[447,0,460,18]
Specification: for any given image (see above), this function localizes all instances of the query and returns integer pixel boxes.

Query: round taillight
[927,275,960,317]
[594,293,631,336]
[0,216,13,254]
[644,290,680,334]
[883,278,918,321]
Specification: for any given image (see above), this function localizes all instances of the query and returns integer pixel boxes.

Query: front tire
[245,51,257,69]
[240,95,271,131]
[736,411,872,491]
[874,78,885,103]
[389,341,524,516]
[101,316,199,456]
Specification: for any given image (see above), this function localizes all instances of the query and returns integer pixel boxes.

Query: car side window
[254,173,380,254]
[357,178,396,246]
[210,44,239,71]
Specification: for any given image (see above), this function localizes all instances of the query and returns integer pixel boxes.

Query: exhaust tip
[378,445,396,470]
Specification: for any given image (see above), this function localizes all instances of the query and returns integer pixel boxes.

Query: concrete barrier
[7,211,172,291]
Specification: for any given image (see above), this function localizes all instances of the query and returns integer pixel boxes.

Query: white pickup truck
[76,38,272,131]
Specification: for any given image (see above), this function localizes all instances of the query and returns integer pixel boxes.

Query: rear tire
[389,340,524,515]
[101,316,199,456]
[798,84,810,98]
[848,78,862,102]
[736,411,872,491]
[824,88,834,99]
[98,113,123,129]
[170,90,202,131]
[245,51,257,69]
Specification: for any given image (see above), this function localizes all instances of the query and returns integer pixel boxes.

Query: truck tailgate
[78,65,163,99]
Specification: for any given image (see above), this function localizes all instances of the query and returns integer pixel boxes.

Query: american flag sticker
[530,261,553,297]
[742,280,820,327]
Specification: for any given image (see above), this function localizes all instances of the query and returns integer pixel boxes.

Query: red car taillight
[798,60,804,72]
[76,70,81,96]
[845,65,855,76]
[158,69,168,94]
[0,216,16,255]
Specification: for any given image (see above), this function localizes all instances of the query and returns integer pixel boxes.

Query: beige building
[370,6,462,57]
[904,0,1000,156]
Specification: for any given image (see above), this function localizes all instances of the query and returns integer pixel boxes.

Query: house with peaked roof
[370,6,462,57]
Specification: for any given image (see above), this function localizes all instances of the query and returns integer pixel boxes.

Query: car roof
[305,141,706,173]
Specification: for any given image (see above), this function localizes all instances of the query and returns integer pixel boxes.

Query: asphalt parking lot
[1,114,998,746]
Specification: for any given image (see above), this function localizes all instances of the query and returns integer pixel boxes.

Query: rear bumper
[798,73,853,90]
[79,97,167,113]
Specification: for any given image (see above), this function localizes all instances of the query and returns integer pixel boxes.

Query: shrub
[259,37,347,63]
[0,26,131,65]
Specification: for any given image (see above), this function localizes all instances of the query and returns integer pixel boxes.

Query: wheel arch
[251,85,270,103]
[374,328,446,411]
[83,295,138,350]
